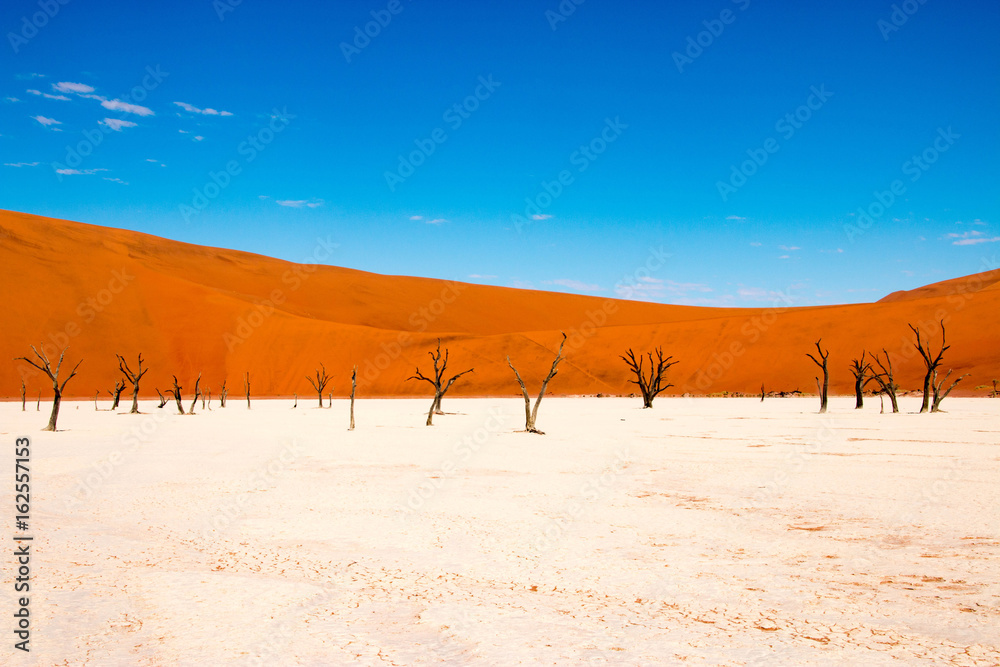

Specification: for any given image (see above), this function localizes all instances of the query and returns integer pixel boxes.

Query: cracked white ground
[3,396,997,665]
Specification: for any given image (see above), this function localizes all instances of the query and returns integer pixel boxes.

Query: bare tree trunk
[36,391,40,411]
[207,389,212,410]
[910,321,949,414]
[507,333,566,434]
[349,365,357,431]
[118,353,148,414]
[220,380,228,407]
[14,345,82,432]
[327,392,332,409]
[110,380,125,411]
[21,380,26,411]
[930,369,968,413]
[869,350,899,414]
[156,388,167,408]
[806,340,830,414]
[189,373,202,414]
[244,372,251,409]
[171,376,185,415]
[760,383,765,402]
[293,394,297,409]
[408,339,474,426]
[620,348,678,408]
[94,390,99,411]
[306,364,331,408]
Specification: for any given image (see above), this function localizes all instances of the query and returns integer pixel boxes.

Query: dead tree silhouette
[408,339,474,426]
[14,345,82,431]
[506,333,566,434]
[806,339,830,414]
[620,348,678,408]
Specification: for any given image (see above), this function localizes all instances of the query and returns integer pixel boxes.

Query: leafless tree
[170,376,185,415]
[306,364,331,407]
[117,353,148,414]
[155,388,167,408]
[292,393,298,409]
[20,379,26,411]
[108,379,125,411]
[94,390,99,411]
[408,339,474,426]
[188,373,202,414]
[206,388,212,410]
[620,347,678,408]
[806,339,830,414]
[849,353,873,409]
[219,380,228,407]
[868,349,899,414]
[349,365,357,431]
[244,372,251,409]
[910,321,950,413]
[14,345,82,431]
[506,332,566,434]
[36,391,40,411]
[760,383,765,403]
[930,369,968,413]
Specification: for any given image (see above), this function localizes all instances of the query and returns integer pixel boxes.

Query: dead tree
[117,353,148,414]
[760,383,765,402]
[189,373,202,414]
[292,394,297,409]
[108,379,125,411]
[156,388,167,408]
[36,391,40,411]
[930,369,968,413]
[219,380,228,407]
[14,345,82,431]
[910,321,949,413]
[506,332,566,434]
[94,390,99,411]
[408,339,474,426]
[327,392,332,408]
[306,364,331,407]
[849,354,872,409]
[869,349,899,414]
[244,372,251,409]
[206,388,212,410]
[620,347,678,408]
[806,339,830,414]
[349,365,357,430]
[171,376,185,414]
[20,379,26,411]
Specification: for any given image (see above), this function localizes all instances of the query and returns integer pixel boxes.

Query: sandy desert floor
[1,396,998,666]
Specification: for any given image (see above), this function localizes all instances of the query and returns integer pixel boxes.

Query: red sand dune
[1,210,998,400]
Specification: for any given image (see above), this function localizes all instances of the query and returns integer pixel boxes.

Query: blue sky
[2,0,998,307]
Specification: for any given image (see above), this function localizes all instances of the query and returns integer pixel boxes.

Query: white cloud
[55,168,108,175]
[53,81,95,94]
[4,162,39,167]
[174,101,234,116]
[101,99,154,116]
[725,215,746,221]
[27,89,70,101]
[276,199,324,209]
[5,97,20,103]
[468,274,498,279]
[100,118,137,131]
[778,245,801,251]
[543,278,603,292]
[31,115,61,126]
[103,177,128,184]
[532,214,553,221]
[409,215,423,220]
[778,255,790,259]
[426,218,447,225]
[193,135,204,141]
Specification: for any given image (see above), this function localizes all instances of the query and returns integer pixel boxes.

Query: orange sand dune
[1,210,998,401]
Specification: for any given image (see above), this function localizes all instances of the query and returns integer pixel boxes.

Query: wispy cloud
[749,241,762,247]
[101,99,154,116]
[532,214,552,221]
[15,73,45,80]
[174,101,234,116]
[4,97,20,103]
[543,278,603,292]
[778,245,801,251]
[468,274,497,279]
[27,89,70,101]
[53,81,94,94]
[55,168,108,176]
[409,215,423,220]
[945,230,1000,246]
[31,115,61,126]
[725,215,746,221]
[616,276,712,301]
[425,218,447,225]
[276,199,324,208]
[103,177,128,185]
[100,118,137,131]
[4,162,39,167]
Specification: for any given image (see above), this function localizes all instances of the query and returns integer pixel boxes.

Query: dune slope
[1,210,997,399]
